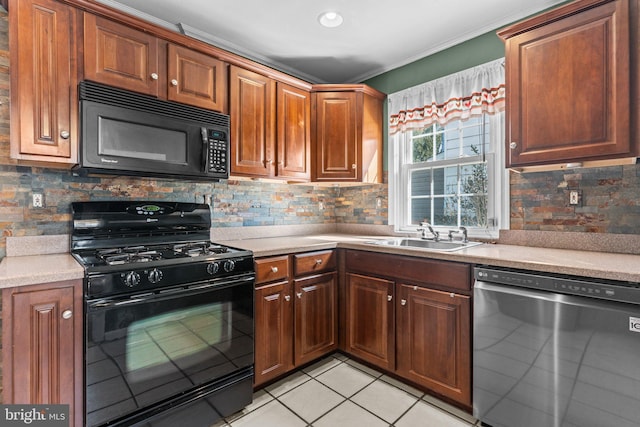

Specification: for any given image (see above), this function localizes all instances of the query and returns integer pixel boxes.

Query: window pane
[443,126,461,160]
[434,196,457,226]
[460,162,488,227]
[432,167,445,196]
[410,169,431,197]
[443,166,458,196]
[411,198,431,225]
[460,195,486,227]
[412,134,433,163]
[411,126,444,163]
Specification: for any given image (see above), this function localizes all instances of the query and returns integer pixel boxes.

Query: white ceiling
[96,0,566,84]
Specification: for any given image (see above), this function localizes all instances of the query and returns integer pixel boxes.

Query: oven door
[85,274,254,427]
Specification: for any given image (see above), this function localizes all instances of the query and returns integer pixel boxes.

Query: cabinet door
[276,83,311,180]
[167,44,227,112]
[84,14,160,96]
[3,281,82,427]
[294,272,338,366]
[10,0,77,162]
[313,91,359,181]
[504,0,632,166]
[254,281,293,386]
[230,66,276,177]
[396,284,471,406]
[345,273,395,370]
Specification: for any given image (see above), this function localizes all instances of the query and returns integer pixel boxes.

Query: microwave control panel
[207,130,228,174]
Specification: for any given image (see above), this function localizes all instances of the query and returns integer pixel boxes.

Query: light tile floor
[213,354,481,427]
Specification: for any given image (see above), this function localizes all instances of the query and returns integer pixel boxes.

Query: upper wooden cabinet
[230,65,311,181]
[9,0,79,165]
[277,83,312,180]
[84,14,227,112]
[500,0,637,167]
[312,85,384,183]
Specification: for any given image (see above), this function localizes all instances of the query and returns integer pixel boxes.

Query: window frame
[388,111,508,239]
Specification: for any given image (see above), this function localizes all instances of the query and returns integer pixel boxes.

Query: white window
[389,112,507,239]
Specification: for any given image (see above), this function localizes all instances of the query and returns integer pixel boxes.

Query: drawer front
[294,250,336,277]
[255,255,290,284]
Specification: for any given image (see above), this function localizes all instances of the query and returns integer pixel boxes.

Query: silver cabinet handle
[315,259,323,265]
[509,142,518,149]
[62,309,72,319]
[284,295,290,302]
[296,292,302,299]
[351,163,357,169]
[150,73,159,80]
[171,79,178,86]
[401,299,407,306]
[387,295,392,302]
[60,130,70,139]
[271,266,278,273]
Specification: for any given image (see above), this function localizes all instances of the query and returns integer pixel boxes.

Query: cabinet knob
[60,130,70,139]
[450,293,455,298]
[351,164,357,169]
[400,299,407,306]
[62,309,73,319]
[284,295,290,302]
[296,292,302,299]
[270,266,278,273]
[171,79,178,86]
[315,259,323,265]
[150,72,159,80]
[509,142,518,150]
[387,295,392,302]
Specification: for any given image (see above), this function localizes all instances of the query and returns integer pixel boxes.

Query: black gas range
[72,201,255,427]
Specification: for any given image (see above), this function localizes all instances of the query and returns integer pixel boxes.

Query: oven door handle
[188,274,255,292]
[89,294,155,308]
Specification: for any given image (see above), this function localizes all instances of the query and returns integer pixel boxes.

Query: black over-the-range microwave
[75,81,230,180]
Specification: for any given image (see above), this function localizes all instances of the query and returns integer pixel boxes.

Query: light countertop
[3,233,640,289]
[220,234,640,283]
[0,253,84,289]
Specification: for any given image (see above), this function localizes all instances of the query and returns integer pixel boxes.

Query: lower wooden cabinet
[396,284,471,405]
[345,273,395,370]
[254,280,294,384]
[2,279,83,427]
[343,250,472,408]
[294,272,337,366]
[254,251,337,387]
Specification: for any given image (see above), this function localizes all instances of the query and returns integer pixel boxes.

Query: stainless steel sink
[369,238,483,252]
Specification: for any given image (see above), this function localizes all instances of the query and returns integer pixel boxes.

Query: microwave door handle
[201,127,209,173]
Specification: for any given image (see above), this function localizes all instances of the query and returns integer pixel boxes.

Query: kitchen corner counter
[222,234,640,283]
[0,253,84,289]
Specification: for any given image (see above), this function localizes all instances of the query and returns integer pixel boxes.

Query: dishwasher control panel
[475,267,640,304]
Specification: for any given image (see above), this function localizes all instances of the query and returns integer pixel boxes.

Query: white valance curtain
[388,58,505,135]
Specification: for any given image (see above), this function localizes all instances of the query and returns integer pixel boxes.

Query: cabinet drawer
[255,256,289,284]
[345,250,471,292]
[294,250,336,277]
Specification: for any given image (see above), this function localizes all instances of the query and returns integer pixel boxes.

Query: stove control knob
[207,262,220,275]
[148,268,163,284]
[124,271,141,287]
[223,259,236,272]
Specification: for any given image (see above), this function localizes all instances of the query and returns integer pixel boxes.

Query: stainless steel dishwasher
[473,266,640,427]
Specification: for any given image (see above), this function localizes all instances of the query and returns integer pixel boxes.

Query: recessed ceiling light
[318,11,343,28]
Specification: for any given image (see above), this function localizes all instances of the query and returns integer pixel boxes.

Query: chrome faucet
[417,221,440,241]
[448,226,468,243]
